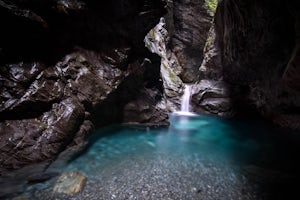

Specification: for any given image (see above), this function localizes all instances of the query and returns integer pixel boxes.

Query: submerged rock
[53,171,87,194]
[11,195,29,200]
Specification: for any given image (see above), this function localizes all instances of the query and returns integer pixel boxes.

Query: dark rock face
[166,0,213,82]
[211,0,300,128]
[193,22,235,117]
[283,11,300,91]
[0,0,165,173]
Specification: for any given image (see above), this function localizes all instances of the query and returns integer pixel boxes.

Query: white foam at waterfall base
[169,85,205,130]
[173,111,198,116]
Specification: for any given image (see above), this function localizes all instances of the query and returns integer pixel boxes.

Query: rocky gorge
[1,0,300,184]
[0,0,166,174]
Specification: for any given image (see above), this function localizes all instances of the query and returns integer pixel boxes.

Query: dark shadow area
[0,0,166,65]
[224,116,300,200]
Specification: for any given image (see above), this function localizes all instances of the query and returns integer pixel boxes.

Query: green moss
[168,70,176,80]
[204,33,213,51]
[162,63,179,82]
[204,25,215,52]
[205,0,218,13]
[149,28,155,38]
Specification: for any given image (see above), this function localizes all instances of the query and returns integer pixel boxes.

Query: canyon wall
[0,0,165,173]
[200,0,300,128]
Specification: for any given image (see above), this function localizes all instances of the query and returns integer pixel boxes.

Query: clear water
[67,115,297,172]
[14,115,300,199]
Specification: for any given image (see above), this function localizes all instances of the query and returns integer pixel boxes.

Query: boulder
[53,171,87,194]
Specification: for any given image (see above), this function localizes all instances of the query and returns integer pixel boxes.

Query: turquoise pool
[19,115,300,199]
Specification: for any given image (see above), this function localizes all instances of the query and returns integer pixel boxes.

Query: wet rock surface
[196,0,300,128]
[167,0,214,82]
[144,17,184,114]
[0,0,166,174]
[193,22,234,117]
[192,80,233,116]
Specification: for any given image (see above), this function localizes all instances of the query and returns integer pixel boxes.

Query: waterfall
[169,84,200,131]
[181,85,191,112]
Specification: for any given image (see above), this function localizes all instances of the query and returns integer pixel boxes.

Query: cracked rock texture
[0,0,166,173]
[195,0,300,128]
[165,0,214,82]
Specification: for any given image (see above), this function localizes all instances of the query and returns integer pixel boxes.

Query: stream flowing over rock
[154,0,300,127]
[0,0,166,174]
[144,0,216,114]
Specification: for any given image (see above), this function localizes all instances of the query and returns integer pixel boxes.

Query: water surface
[27,115,300,199]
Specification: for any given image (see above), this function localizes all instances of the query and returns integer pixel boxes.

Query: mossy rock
[149,28,155,38]
[162,63,180,83]
[205,0,218,14]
